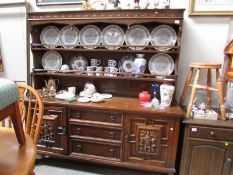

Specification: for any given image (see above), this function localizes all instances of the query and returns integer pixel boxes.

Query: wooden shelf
[31,43,180,54]
[41,96,184,117]
[32,70,176,82]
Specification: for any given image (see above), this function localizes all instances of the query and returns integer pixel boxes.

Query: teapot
[44,78,59,97]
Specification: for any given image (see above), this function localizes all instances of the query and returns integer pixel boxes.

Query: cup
[109,67,119,77]
[86,66,95,76]
[68,87,76,96]
[108,60,117,67]
[104,67,110,76]
[91,59,101,67]
[95,66,103,76]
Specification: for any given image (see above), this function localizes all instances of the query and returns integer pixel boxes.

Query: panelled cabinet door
[38,105,68,155]
[123,114,179,168]
[180,138,233,175]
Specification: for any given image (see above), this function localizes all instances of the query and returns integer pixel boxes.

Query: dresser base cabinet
[180,119,233,175]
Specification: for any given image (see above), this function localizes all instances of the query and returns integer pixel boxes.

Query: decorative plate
[59,26,79,49]
[101,25,124,50]
[40,26,60,49]
[101,93,112,99]
[125,25,150,50]
[118,55,134,72]
[42,51,62,70]
[79,25,101,49]
[148,53,174,76]
[69,55,88,71]
[78,97,91,103]
[150,25,177,51]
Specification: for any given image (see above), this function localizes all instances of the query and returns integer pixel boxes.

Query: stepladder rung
[188,84,217,92]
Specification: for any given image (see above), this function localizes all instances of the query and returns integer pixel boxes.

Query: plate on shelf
[59,26,79,49]
[148,53,174,76]
[42,51,62,70]
[40,26,60,49]
[55,92,75,100]
[118,55,134,73]
[101,93,112,99]
[150,25,177,51]
[69,55,88,71]
[101,25,125,50]
[125,25,150,50]
[79,25,101,49]
[78,97,91,103]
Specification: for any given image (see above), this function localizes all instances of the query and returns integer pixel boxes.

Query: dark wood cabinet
[180,119,233,175]
[38,105,68,155]
[28,9,185,175]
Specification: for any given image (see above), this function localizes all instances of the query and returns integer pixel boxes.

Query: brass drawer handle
[109,148,115,155]
[109,131,115,138]
[77,144,82,151]
[77,128,81,134]
[227,158,232,162]
[76,112,81,118]
[109,115,115,121]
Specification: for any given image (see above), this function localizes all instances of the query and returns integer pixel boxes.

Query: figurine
[143,0,150,9]
[114,0,120,9]
[134,0,140,9]
[153,0,160,9]
[82,0,92,10]
[160,0,170,9]
[107,0,115,9]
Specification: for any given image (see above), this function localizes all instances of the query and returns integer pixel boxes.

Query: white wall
[1,0,233,106]
[0,1,26,82]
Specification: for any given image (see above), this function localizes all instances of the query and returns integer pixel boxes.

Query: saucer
[77,97,91,103]
[101,93,112,99]
[91,97,103,103]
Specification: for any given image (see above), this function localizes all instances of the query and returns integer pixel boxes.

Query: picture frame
[189,0,233,16]
[36,0,82,6]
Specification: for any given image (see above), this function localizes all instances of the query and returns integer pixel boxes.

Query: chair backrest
[1,84,44,144]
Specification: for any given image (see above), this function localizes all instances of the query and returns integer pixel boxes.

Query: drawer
[70,139,121,160]
[188,126,233,141]
[69,109,122,124]
[70,124,122,141]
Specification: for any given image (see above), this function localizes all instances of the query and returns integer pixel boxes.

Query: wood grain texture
[0,127,36,175]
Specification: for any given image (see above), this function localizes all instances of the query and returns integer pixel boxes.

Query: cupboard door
[180,138,233,175]
[38,105,68,155]
[124,114,178,168]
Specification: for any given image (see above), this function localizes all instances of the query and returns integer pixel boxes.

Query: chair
[179,62,226,120]
[1,84,44,143]
[1,84,44,175]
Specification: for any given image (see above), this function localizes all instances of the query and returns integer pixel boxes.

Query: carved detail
[39,115,58,143]
[136,125,162,154]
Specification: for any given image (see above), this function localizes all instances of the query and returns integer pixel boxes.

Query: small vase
[160,83,175,107]
[134,54,146,77]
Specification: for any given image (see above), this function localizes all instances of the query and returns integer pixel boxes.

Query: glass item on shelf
[152,82,160,99]
[101,25,124,50]
[40,26,60,49]
[118,55,134,73]
[151,25,177,51]
[69,55,88,71]
[42,51,62,70]
[79,25,101,49]
[133,54,147,77]
[139,91,151,105]
[59,26,79,49]
[125,25,150,50]
[148,53,174,76]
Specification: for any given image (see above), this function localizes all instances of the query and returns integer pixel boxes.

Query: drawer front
[69,109,122,124]
[70,139,121,160]
[70,124,122,141]
[188,126,233,141]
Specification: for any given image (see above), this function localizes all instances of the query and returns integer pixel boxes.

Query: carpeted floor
[35,158,165,175]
